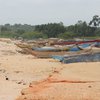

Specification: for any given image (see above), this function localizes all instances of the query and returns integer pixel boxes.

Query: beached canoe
[52,55,65,61]
[15,43,33,49]
[23,47,95,58]
[69,43,93,51]
[95,42,100,47]
[54,39,100,45]
[32,46,70,52]
[32,47,60,52]
[23,48,70,58]
[63,52,100,64]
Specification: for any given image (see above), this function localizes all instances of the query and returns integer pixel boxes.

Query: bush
[0,32,15,38]
[22,31,48,39]
[58,32,76,39]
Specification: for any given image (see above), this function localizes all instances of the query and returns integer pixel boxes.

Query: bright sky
[0,0,100,25]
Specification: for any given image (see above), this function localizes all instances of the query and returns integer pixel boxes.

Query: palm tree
[89,15,100,27]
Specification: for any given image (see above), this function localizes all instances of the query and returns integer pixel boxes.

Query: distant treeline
[0,15,100,39]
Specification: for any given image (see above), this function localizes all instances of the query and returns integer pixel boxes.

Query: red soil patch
[21,74,96,96]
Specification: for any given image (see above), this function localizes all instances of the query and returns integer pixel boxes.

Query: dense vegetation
[0,15,100,39]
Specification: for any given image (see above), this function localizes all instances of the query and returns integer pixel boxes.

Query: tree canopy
[0,15,100,39]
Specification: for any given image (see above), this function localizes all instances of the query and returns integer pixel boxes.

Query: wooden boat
[22,48,70,58]
[15,43,33,49]
[54,39,100,45]
[69,43,93,51]
[22,47,95,58]
[52,51,100,63]
[76,43,93,50]
[16,42,100,58]
[63,52,100,64]
[95,42,100,48]
[32,46,70,52]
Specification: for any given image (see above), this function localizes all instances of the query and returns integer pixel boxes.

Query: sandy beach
[0,38,100,100]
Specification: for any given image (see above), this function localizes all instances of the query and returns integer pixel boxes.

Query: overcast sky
[0,0,100,26]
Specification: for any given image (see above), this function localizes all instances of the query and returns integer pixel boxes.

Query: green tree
[22,31,47,39]
[58,32,76,39]
[35,23,66,38]
[89,15,100,27]
[89,15,100,36]
[1,26,8,32]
